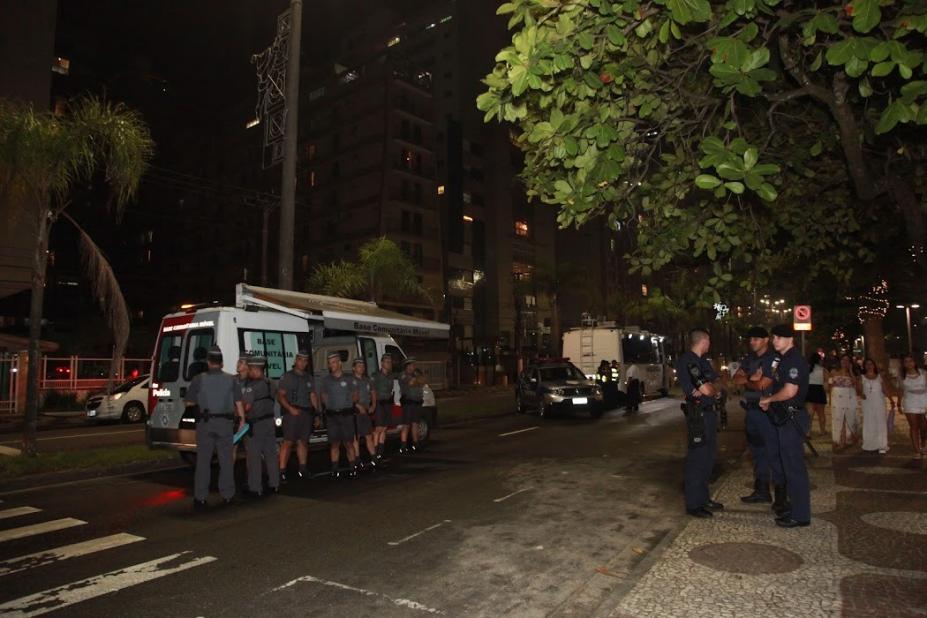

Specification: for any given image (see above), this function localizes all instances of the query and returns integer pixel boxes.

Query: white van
[562,319,669,400]
[146,283,449,461]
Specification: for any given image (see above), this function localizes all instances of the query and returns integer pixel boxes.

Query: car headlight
[112,392,123,401]
[87,409,97,417]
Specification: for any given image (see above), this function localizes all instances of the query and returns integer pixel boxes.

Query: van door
[358,337,379,372]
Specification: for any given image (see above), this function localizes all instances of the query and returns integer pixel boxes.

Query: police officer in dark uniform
[184,345,242,508]
[675,328,724,518]
[399,358,425,453]
[733,327,784,506]
[350,358,377,470]
[241,355,280,497]
[760,325,812,528]
[320,351,359,479]
[370,353,396,461]
[277,349,318,482]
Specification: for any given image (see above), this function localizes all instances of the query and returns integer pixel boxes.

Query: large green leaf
[667,0,711,25]
[851,0,882,34]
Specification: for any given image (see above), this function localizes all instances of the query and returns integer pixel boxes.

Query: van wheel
[123,402,146,423]
[179,452,197,467]
[417,419,430,445]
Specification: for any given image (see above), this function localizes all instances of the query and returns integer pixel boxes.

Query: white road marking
[0,507,40,520]
[498,426,539,437]
[0,532,145,577]
[0,518,86,543]
[387,520,452,546]
[0,551,216,616]
[492,488,532,503]
[0,428,144,446]
[275,574,444,614]
[0,445,22,456]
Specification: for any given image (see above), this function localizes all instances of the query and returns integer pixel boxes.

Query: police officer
[399,358,425,453]
[733,327,784,507]
[241,355,280,497]
[320,351,359,478]
[230,352,250,468]
[760,325,811,528]
[370,353,396,461]
[277,349,318,482]
[350,358,377,470]
[675,328,724,518]
[184,345,242,509]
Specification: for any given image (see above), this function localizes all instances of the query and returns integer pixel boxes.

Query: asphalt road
[0,423,146,452]
[0,399,746,617]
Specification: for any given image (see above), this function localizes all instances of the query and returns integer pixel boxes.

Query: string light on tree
[857,279,889,323]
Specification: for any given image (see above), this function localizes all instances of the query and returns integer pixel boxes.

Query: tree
[477,0,926,303]
[533,260,584,351]
[0,96,154,455]
[307,237,431,306]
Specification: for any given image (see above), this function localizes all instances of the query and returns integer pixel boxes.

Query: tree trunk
[23,207,51,456]
[862,316,889,377]
[550,292,560,356]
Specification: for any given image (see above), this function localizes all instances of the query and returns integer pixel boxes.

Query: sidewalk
[608,413,927,618]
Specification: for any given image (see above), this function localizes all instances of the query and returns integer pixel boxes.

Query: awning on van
[235,283,450,339]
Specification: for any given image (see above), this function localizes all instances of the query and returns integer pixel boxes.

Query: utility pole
[278,0,302,290]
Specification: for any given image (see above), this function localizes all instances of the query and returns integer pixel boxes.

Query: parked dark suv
[515,359,604,418]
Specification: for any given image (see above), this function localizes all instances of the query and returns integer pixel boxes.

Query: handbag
[391,403,403,420]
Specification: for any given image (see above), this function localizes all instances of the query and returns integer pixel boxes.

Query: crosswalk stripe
[0,507,41,520]
[0,518,86,544]
[0,533,146,577]
[0,551,217,617]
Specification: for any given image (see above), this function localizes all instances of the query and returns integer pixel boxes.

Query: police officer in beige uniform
[350,357,377,470]
[320,351,359,479]
[184,345,243,509]
[277,349,318,481]
[370,353,396,461]
[231,352,250,467]
[241,355,280,497]
[399,358,425,453]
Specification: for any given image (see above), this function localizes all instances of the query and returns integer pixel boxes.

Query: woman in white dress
[828,354,861,450]
[860,358,890,454]
[899,354,927,459]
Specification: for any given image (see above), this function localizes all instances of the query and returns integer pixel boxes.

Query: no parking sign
[793,305,812,331]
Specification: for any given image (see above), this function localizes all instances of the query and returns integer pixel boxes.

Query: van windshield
[154,334,183,383]
[622,336,659,364]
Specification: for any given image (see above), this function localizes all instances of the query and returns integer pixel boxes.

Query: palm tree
[533,261,583,354]
[0,96,154,455]
[307,237,431,306]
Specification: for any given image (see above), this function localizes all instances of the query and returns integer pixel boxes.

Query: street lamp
[896,303,921,355]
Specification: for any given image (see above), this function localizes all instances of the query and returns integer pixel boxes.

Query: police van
[146,283,449,463]
[561,316,670,402]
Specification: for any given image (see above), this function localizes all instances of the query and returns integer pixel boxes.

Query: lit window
[52,57,70,75]
[309,171,316,187]
[514,220,529,237]
[641,284,649,297]
[308,144,316,160]
[245,117,260,129]
[512,262,533,281]
[437,185,445,195]
[387,35,401,47]
[462,215,473,222]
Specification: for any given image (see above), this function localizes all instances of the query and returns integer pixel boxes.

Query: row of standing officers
[676,324,811,527]
[184,346,428,508]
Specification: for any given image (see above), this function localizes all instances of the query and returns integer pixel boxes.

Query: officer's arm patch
[788,367,799,380]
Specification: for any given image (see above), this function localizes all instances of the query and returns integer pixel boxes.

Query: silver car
[86,374,150,423]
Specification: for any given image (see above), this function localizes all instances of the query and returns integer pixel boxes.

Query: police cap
[746,326,769,339]
[402,357,417,367]
[326,351,342,361]
[246,355,267,367]
[206,345,223,363]
[295,348,310,359]
[771,324,795,338]
[352,357,366,367]
[381,353,393,363]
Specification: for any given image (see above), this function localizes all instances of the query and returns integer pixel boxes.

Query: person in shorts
[350,358,377,470]
[399,358,425,453]
[277,349,318,481]
[370,354,396,461]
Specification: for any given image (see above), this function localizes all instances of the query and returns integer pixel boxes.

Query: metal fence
[39,357,151,392]
[416,360,447,391]
[0,355,18,416]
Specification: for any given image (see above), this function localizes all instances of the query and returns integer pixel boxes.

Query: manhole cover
[847,466,918,475]
[688,542,803,574]
[860,512,927,535]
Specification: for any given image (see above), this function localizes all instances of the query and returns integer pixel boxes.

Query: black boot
[772,484,791,517]
[741,479,772,504]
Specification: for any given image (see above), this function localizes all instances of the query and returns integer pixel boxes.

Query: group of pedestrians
[812,350,927,458]
[184,345,434,508]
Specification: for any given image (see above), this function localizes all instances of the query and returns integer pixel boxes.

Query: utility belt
[247,413,275,424]
[198,409,235,422]
[769,402,801,427]
[682,401,710,448]
[327,407,355,416]
[294,406,313,414]
[401,398,423,405]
